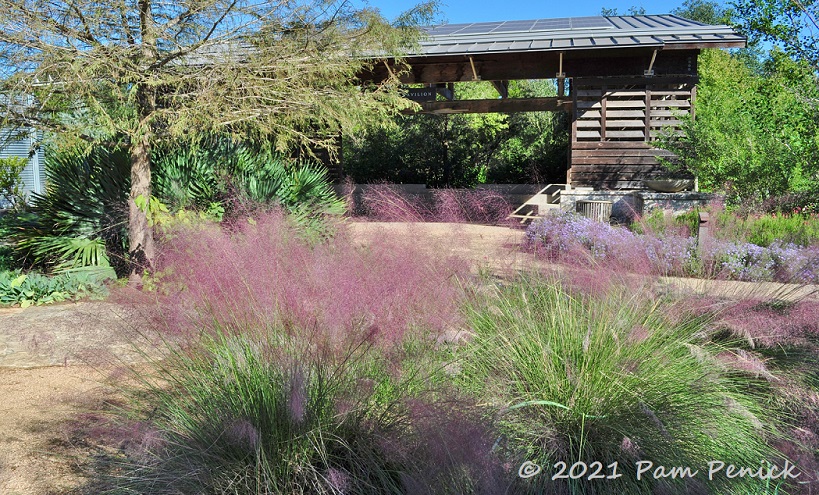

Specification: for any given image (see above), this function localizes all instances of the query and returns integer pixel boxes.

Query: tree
[600,6,647,16]
[0,0,431,275]
[652,0,819,205]
[733,0,819,70]
[673,0,732,24]
[657,48,819,203]
[0,156,28,210]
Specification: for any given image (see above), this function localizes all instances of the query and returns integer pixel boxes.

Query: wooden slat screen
[569,79,693,189]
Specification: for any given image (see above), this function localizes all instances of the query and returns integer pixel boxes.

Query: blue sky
[369,0,694,24]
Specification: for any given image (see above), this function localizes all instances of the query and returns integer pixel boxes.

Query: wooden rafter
[405,97,571,114]
[491,80,509,99]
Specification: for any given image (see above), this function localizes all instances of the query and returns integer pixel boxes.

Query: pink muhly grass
[357,183,514,225]
[155,209,469,355]
[708,298,819,347]
[326,467,351,494]
[359,184,430,222]
[390,399,509,494]
[431,188,513,225]
[716,349,775,380]
[223,418,262,452]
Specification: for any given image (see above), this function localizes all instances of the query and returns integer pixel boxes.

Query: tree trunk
[129,0,156,280]
[129,134,154,276]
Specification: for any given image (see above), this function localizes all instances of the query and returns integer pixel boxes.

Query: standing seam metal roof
[414,15,745,56]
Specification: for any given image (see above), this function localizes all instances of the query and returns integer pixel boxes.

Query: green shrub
[630,208,699,237]
[714,210,819,247]
[3,146,131,274]
[152,137,345,217]
[0,245,13,272]
[5,139,346,275]
[0,269,111,307]
[0,155,29,210]
[458,276,782,495]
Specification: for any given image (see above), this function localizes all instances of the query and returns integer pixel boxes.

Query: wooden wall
[569,77,694,189]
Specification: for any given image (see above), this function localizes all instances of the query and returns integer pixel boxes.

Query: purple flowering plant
[526,211,819,283]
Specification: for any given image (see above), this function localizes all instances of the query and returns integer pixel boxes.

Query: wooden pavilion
[364,15,745,191]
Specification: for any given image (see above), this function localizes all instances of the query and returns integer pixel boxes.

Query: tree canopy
[0,0,432,273]
[649,0,819,205]
[734,0,819,71]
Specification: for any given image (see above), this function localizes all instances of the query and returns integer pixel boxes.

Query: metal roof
[413,15,745,56]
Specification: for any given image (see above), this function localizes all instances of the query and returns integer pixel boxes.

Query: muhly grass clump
[357,183,512,224]
[527,211,819,283]
[111,329,414,494]
[155,209,469,349]
[678,293,819,488]
[456,274,785,495]
[101,209,511,494]
[93,209,819,493]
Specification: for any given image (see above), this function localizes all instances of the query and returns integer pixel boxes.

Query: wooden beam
[574,76,698,86]
[364,50,699,85]
[600,84,607,141]
[404,97,572,114]
[491,80,509,98]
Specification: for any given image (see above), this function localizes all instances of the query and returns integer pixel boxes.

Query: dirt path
[0,297,157,494]
[348,221,530,275]
[0,366,114,495]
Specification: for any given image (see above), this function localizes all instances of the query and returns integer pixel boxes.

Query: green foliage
[600,6,647,15]
[153,137,346,238]
[0,155,29,210]
[4,139,345,275]
[344,80,568,186]
[0,0,437,270]
[4,146,131,274]
[153,138,344,214]
[0,269,110,307]
[734,0,819,71]
[113,328,429,494]
[673,0,733,24]
[630,208,700,237]
[458,276,780,494]
[657,48,819,204]
[634,205,819,248]
[713,210,819,247]
[0,244,13,272]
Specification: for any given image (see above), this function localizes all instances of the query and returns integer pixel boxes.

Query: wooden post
[690,84,696,121]
[600,85,607,141]
[698,210,711,247]
[644,85,652,142]
[569,80,578,186]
